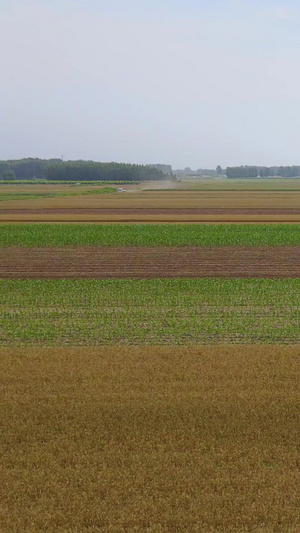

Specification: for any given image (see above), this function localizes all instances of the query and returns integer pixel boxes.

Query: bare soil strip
[2,246,300,278]
[3,208,300,222]
[3,207,300,214]
[2,346,300,532]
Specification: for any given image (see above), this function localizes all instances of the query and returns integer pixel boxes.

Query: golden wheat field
[1,346,300,532]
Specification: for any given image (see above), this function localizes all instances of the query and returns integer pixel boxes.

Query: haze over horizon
[1,0,300,168]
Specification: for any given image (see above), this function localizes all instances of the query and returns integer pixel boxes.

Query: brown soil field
[2,246,300,278]
[3,190,300,222]
[2,190,300,210]
[2,206,300,223]
[4,207,300,214]
[2,346,299,532]
[3,214,300,223]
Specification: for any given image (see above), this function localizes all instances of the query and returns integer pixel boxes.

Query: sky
[1,0,300,168]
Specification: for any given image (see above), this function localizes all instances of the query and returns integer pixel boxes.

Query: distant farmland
[2,186,300,221]
[2,181,300,532]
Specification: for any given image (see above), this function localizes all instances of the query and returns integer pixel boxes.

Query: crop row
[1,279,300,345]
[1,224,300,247]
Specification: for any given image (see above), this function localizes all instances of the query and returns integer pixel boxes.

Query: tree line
[0,158,164,181]
[226,166,300,178]
[46,161,164,181]
[0,158,62,180]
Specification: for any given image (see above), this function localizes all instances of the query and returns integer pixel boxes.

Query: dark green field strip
[146,188,300,191]
[0,224,300,247]
[1,279,300,345]
[0,180,138,184]
[0,187,115,203]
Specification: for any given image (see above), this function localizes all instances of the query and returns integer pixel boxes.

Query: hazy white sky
[1,0,300,168]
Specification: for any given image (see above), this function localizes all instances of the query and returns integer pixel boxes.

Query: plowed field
[2,246,300,278]
[2,206,300,222]
[3,207,300,214]
[2,188,300,222]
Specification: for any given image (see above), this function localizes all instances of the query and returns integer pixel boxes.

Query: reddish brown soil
[2,207,300,222]
[2,207,300,214]
[2,246,300,278]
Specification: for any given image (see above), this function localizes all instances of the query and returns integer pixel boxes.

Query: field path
[2,246,300,278]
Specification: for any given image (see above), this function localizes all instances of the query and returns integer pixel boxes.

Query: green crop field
[1,223,300,247]
[1,278,300,345]
[0,187,115,203]
[2,221,300,532]
[0,180,138,185]
[172,178,300,191]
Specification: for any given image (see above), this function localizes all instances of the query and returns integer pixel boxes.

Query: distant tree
[220,165,300,179]
[147,164,172,175]
[259,167,273,177]
[0,162,16,180]
[1,170,16,180]
[248,166,258,178]
[1,158,61,180]
[216,165,222,175]
[0,158,164,182]
[226,166,258,178]
[46,161,164,182]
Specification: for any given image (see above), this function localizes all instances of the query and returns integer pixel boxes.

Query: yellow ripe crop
[2,346,300,532]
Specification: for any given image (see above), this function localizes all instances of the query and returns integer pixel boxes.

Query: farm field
[1,223,300,246]
[170,177,300,190]
[2,245,300,279]
[3,177,300,191]
[3,209,300,223]
[1,278,300,345]
[2,346,300,532]
[2,206,300,531]
[0,185,116,204]
[0,184,120,195]
[2,186,300,221]
[1,223,300,281]
[0,180,138,186]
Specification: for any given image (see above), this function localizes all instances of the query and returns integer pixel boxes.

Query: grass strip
[0,187,115,203]
[1,278,300,345]
[0,223,300,247]
[146,187,300,191]
[0,180,138,184]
